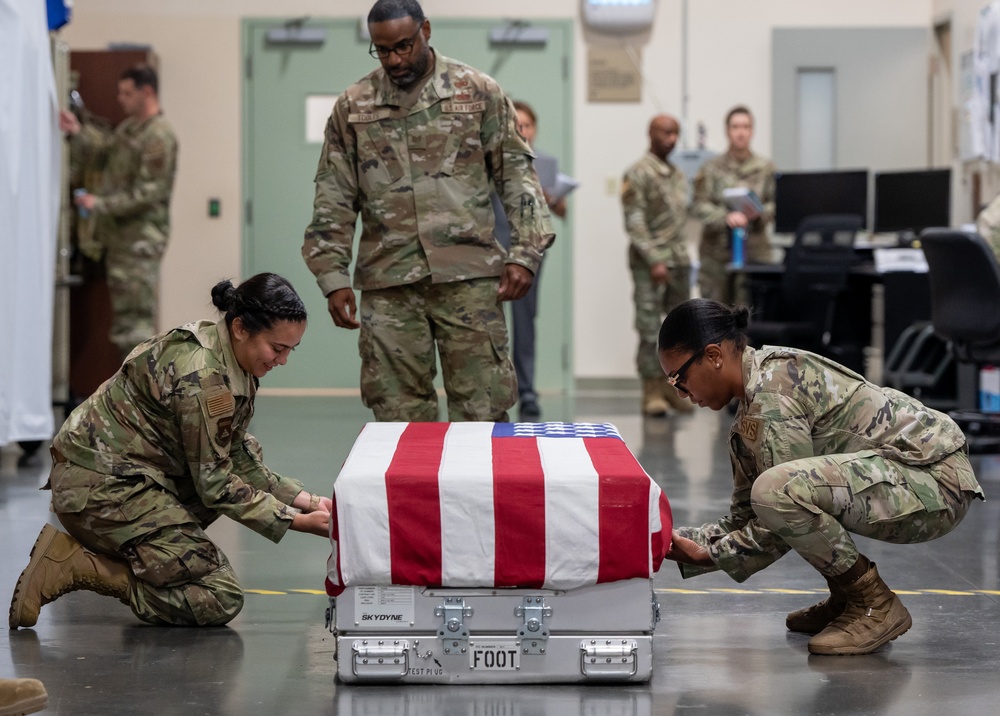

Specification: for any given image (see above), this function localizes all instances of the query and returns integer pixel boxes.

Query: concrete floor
[2,393,999,715]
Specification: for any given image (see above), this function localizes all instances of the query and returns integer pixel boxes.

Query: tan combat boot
[786,576,846,634]
[0,678,48,716]
[661,378,694,413]
[9,524,131,630]
[642,378,669,417]
[807,560,912,655]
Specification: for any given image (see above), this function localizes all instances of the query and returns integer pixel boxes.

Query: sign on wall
[587,46,641,102]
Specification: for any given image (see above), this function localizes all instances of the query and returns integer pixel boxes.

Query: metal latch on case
[515,596,552,654]
[436,597,473,655]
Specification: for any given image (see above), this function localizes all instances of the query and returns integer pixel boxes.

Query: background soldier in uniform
[692,106,774,304]
[61,64,179,360]
[10,274,332,629]
[303,0,554,422]
[975,191,1000,261]
[658,298,984,656]
[621,114,694,417]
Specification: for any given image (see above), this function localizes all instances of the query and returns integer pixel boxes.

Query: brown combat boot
[661,378,694,412]
[0,678,48,715]
[642,378,669,417]
[807,560,912,655]
[786,576,846,634]
[9,524,131,630]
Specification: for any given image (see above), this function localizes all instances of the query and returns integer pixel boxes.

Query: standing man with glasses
[304,0,554,422]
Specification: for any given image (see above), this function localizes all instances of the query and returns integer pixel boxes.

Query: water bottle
[731,226,745,269]
[73,188,90,218]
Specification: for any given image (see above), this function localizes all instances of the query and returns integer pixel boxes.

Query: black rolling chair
[920,228,1000,452]
[747,214,863,362]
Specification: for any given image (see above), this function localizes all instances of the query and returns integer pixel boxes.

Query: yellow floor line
[248,587,1000,598]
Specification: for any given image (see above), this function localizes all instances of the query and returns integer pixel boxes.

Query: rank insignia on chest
[736,415,763,443]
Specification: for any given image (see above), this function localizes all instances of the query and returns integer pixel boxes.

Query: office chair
[920,228,1000,452]
[747,213,863,362]
[881,321,955,409]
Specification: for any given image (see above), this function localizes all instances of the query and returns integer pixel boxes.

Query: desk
[735,261,932,379]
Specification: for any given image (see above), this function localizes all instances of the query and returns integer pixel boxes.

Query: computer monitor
[774,170,869,233]
[873,169,951,235]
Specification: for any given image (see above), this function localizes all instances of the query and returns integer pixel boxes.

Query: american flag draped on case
[326,422,672,595]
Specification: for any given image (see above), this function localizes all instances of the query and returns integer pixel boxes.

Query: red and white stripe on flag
[325,422,673,596]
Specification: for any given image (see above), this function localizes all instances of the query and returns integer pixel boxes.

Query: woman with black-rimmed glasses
[657,297,984,656]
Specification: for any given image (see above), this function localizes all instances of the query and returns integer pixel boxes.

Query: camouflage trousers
[50,462,243,626]
[105,230,164,357]
[697,235,772,305]
[631,264,691,379]
[749,449,977,578]
[358,276,516,422]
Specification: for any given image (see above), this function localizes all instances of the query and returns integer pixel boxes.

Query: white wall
[933,0,1000,223]
[61,0,933,383]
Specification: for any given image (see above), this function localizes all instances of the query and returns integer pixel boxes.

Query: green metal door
[243,18,573,394]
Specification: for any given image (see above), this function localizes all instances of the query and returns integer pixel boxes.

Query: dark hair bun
[211,279,237,312]
[732,304,751,332]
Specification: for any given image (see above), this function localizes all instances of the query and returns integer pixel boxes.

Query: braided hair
[211,273,307,335]
[658,298,750,355]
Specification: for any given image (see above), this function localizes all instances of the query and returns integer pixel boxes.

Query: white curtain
[0,0,60,445]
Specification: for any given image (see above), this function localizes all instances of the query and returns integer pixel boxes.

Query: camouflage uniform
[692,151,775,304]
[69,114,178,356]
[975,193,1000,260]
[621,153,691,379]
[48,320,304,626]
[303,52,554,421]
[677,346,985,582]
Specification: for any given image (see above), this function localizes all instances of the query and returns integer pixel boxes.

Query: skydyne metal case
[327,578,659,684]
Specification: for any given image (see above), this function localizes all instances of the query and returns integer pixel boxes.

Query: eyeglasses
[369,25,423,59]
[666,349,703,395]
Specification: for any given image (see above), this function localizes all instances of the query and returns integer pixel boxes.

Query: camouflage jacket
[692,151,775,261]
[52,320,304,543]
[621,153,689,269]
[70,113,178,253]
[303,52,555,295]
[683,346,984,581]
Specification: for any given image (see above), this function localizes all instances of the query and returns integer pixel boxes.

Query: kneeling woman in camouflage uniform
[658,298,985,656]
[10,273,332,629]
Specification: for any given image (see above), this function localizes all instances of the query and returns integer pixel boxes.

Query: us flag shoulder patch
[205,388,234,418]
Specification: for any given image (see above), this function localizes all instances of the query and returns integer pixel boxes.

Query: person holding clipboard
[693,106,776,304]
